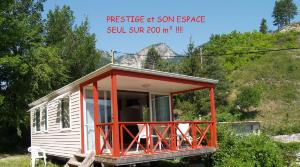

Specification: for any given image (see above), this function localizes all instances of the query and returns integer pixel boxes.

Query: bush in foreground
[212,126,286,167]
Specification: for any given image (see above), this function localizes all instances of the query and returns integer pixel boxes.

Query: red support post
[149,125,153,153]
[80,85,85,154]
[93,82,101,155]
[191,123,197,148]
[171,122,176,151]
[111,73,120,157]
[209,87,217,147]
[145,124,149,153]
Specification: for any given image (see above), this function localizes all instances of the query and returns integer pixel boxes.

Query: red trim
[116,121,213,156]
[209,87,217,147]
[93,82,101,155]
[113,69,215,87]
[111,74,120,157]
[80,86,85,153]
[77,68,217,155]
[80,71,112,87]
[172,87,208,95]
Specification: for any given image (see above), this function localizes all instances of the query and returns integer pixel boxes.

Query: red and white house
[28,64,218,165]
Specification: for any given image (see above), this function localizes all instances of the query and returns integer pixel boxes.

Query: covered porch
[79,65,217,165]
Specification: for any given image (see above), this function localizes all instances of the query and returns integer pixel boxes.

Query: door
[151,94,170,121]
[85,98,95,152]
[84,90,111,153]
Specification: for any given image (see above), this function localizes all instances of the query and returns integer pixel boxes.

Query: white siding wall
[31,89,81,158]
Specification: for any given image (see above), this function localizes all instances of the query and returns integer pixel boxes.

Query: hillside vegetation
[215,31,300,135]
[162,31,300,135]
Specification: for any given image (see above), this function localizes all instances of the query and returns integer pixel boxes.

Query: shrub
[216,106,241,122]
[174,101,196,121]
[212,126,286,167]
[276,142,300,165]
[236,86,262,111]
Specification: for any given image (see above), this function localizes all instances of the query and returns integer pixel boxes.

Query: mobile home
[28,64,218,166]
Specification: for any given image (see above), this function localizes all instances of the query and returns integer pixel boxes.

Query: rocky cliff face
[279,22,300,32]
[116,43,178,68]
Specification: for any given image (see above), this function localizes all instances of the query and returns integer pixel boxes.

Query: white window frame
[42,105,48,132]
[35,108,41,133]
[60,95,71,131]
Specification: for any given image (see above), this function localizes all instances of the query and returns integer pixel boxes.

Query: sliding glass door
[151,94,170,121]
[84,89,111,153]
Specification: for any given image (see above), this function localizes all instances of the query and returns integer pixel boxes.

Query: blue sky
[43,0,300,55]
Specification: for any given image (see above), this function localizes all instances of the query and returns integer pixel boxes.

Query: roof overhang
[28,64,218,108]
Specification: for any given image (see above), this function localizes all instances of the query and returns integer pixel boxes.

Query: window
[42,106,48,131]
[61,97,70,129]
[35,108,41,132]
[151,94,170,121]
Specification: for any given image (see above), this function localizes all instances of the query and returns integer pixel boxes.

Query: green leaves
[26,46,68,96]
[235,86,262,112]
[259,18,268,34]
[0,2,101,151]
[144,47,162,70]
[213,127,286,167]
[45,6,102,81]
[272,0,298,30]
[45,5,74,45]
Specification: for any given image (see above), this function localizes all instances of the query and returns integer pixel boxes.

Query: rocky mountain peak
[116,43,178,68]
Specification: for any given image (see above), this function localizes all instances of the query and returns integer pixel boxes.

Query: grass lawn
[0,154,61,167]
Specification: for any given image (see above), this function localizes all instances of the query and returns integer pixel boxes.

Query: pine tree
[144,47,161,70]
[272,0,298,30]
[45,5,74,45]
[45,6,102,81]
[259,18,268,34]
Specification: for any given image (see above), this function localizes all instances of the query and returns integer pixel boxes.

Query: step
[74,153,86,158]
[74,153,85,162]
[68,160,82,167]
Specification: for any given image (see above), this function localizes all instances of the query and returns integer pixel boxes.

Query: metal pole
[200,47,203,69]
[111,50,115,64]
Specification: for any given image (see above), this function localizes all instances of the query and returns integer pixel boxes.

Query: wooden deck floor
[95,147,216,166]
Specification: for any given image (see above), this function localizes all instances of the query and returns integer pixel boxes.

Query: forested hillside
[167,31,300,135]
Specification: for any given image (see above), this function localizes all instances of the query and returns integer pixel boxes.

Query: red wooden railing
[95,121,215,157]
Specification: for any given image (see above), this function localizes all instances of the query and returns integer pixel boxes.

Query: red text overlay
[105,16,205,34]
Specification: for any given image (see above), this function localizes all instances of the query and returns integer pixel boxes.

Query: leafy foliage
[276,142,300,165]
[0,1,103,151]
[45,5,74,45]
[272,0,298,30]
[45,6,102,81]
[0,0,48,151]
[144,47,162,70]
[259,18,268,34]
[235,86,262,112]
[212,126,286,167]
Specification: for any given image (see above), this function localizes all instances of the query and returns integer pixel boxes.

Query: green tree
[45,6,102,81]
[0,0,68,151]
[144,47,161,70]
[180,41,202,76]
[175,40,230,117]
[259,18,268,34]
[45,5,74,45]
[61,19,102,80]
[0,1,102,151]
[272,0,298,30]
[235,86,261,112]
